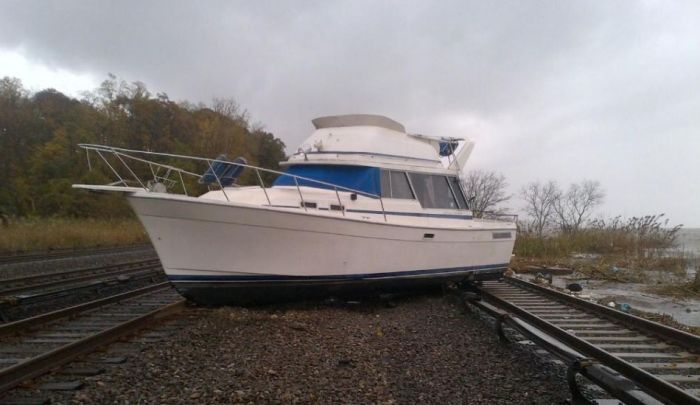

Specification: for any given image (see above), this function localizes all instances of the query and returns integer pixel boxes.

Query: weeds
[0,217,148,253]
[514,214,696,298]
[515,214,681,259]
[646,265,700,299]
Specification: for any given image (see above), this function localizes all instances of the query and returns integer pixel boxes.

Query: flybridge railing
[78,144,387,220]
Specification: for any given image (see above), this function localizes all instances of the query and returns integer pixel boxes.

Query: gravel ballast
[0,247,162,322]
[58,292,571,404]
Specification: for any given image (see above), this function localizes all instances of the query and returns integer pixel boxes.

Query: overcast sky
[1,0,698,226]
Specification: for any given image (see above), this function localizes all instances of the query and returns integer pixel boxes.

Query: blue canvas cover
[273,165,380,197]
[439,141,459,156]
[199,155,247,187]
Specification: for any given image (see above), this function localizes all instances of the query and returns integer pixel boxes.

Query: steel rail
[504,276,700,351]
[472,278,700,405]
[2,269,166,311]
[0,244,152,265]
[466,296,661,405]
[0,282,171,338]
[0,261,163,297]
[0,288,185,393]
[0,258,159,291]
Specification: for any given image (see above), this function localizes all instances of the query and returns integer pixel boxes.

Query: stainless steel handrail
[78,143,387,220]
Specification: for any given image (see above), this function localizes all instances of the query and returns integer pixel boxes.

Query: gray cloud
[1,0,699,225]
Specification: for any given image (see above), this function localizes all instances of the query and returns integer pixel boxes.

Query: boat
[73,114,516,305]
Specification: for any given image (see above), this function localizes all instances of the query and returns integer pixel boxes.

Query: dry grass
[515,214,681,259]
[0,218,149,253]
[513,219,697,298]
[514,218,690,278]
[515,233,682,262]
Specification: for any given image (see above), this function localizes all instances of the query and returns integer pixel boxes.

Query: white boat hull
[128,193,515,305]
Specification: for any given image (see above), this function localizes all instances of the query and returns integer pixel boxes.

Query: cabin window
[380,170,391,198]
[408,173,459,209]
[390,171,414,199]
[448,177,469,209]
[380,170,415,199]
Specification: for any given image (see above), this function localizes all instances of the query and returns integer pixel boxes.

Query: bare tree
[462,170,510,217]
[520,180,560,238]
[212,97,250,128]
[553,180,605,233]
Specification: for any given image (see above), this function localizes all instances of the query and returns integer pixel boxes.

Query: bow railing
[78,144,387,220]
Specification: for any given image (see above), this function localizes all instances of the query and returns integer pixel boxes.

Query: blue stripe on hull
[167,263,509,283]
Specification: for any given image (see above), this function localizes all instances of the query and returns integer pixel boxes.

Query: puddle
[520,274,700,327]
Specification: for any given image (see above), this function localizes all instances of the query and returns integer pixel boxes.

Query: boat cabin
[272,114,472,211]
[273,165,469,210]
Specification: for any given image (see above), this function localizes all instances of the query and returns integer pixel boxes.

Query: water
[581,281,700,327]
[677,228,700,257]
[521,274,700,327]
[676,228,700,279]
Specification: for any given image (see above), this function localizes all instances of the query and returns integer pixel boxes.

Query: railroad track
[0,258,162,298]
[0,283,185,394]
[468,277,700,405]
[0,244,153,266]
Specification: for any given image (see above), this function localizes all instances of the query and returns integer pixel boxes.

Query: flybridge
[287,114,474,174]
[311,114,406,132]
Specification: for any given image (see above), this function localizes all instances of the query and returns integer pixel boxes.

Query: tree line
[462,170,680,250]
[520,179,605,237]
[0,75,286,219]
[463,171,605,234]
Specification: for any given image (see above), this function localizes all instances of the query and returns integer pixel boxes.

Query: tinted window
[380,170,415,199]
[390,171,414,199]
[380,169,391,198]
[449,177,469,209]
[408,173,458,209]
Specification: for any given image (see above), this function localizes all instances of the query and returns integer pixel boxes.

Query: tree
[461,170,510,216]
[212,97,250,129]
[0,74,288,219]
[553,180,605,233]
[0,77,27,104]
[0,77,35,216]
[520,180,560,238]
[251,129,286,184]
